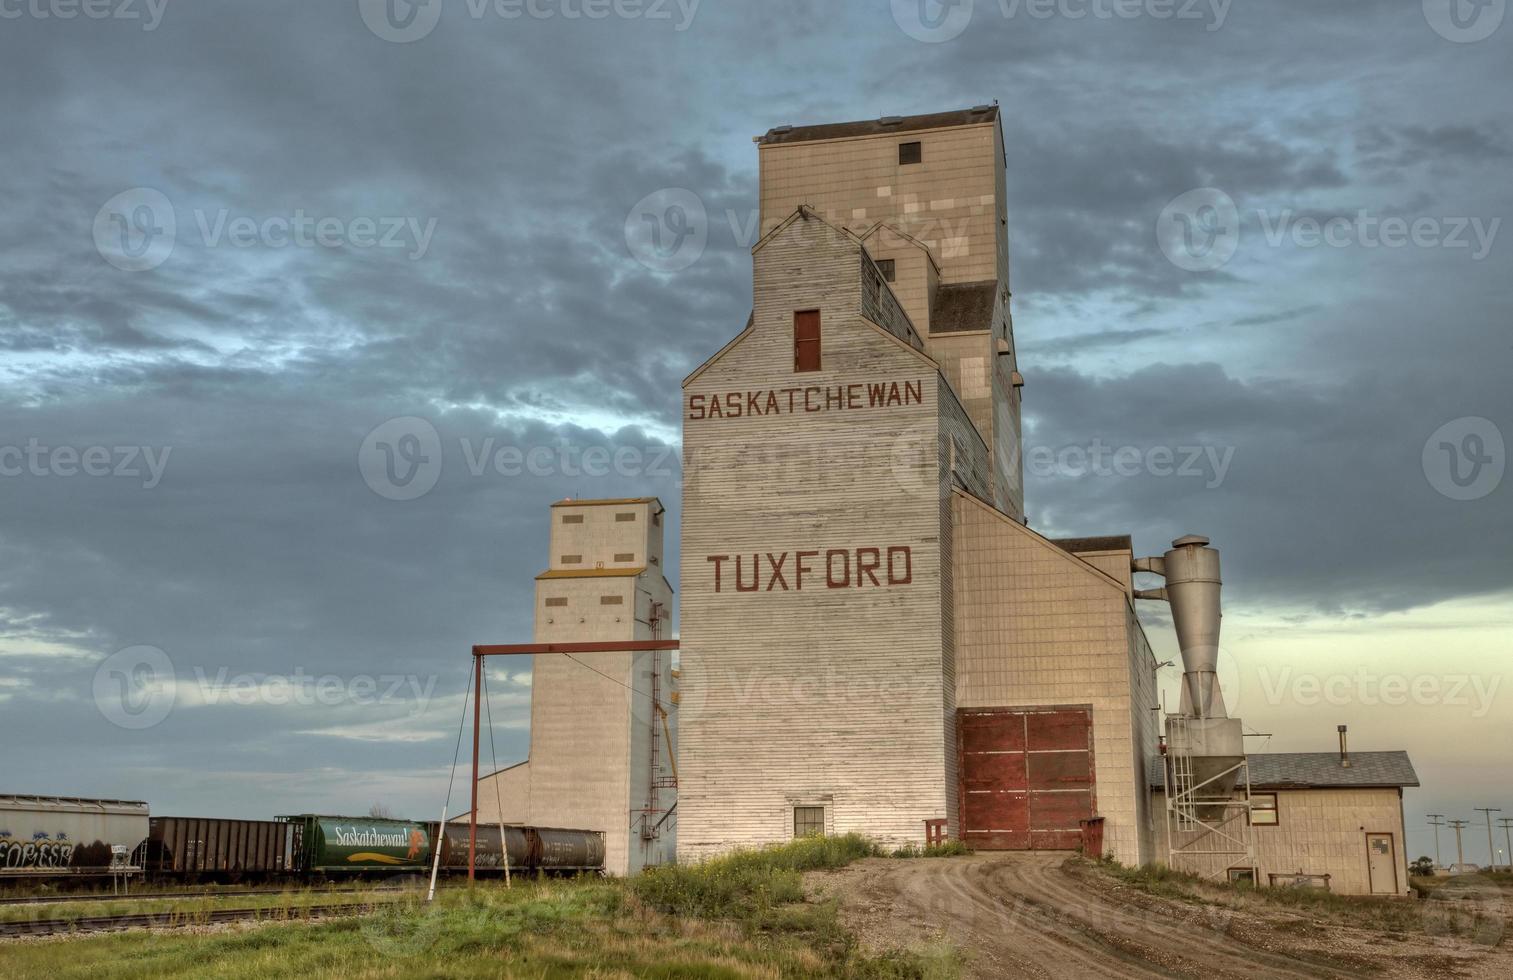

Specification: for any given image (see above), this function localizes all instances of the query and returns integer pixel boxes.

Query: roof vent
[879,115,903,126]
[770,125,793,135]
[971,104,994,113]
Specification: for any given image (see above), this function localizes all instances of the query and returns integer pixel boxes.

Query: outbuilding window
[793,806,825,838]
[560,554,583,565]
[876,258,896,282]
[1249,793,1278,826]
[794,310,821,372]
[899,141,922,165]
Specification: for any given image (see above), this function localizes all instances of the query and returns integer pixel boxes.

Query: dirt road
[805,853,1508,979]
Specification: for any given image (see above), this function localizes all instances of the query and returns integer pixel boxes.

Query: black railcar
[433,824,605,874]
[136,816,301,880]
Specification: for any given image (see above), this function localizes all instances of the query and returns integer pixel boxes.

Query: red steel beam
[473,640,679,656]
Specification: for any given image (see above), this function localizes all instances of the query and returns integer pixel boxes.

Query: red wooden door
[793,310,821,372]
[958,706,1095,851]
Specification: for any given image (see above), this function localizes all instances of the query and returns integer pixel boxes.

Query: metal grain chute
[1134,534,1225,719]
[1135,535,1245,828]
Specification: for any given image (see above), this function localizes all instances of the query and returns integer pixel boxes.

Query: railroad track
[0,885,398,907]
[1,900,381,938]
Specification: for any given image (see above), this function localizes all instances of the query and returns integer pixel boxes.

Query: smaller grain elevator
[471,498,677,877]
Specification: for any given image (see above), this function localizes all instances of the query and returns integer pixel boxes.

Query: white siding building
[677,107,1164,864]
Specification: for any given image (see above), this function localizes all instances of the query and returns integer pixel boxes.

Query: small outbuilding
[1151,748,1419,895]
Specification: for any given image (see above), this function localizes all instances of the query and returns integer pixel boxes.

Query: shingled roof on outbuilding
[757,105,1000,145]
[1149,751,1419,790]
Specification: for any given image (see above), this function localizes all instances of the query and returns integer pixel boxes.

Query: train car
[0,795,148,879]
[438,823,605,874]
[432,823,530,873]
[137,816,301,880]
[281,815,430,874]
[530,827,606,872]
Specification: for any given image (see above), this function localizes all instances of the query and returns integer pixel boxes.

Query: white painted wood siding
[679,216,955,857]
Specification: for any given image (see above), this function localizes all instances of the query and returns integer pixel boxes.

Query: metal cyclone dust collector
[1135,535,1244,822]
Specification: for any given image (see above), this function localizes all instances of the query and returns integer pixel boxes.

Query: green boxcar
[280,815,430,873]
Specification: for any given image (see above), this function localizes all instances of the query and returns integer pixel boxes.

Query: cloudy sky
[1,2,1508,863]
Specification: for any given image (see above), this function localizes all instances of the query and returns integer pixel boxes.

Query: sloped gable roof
[952,487,1126,595]
[1149,751,1420,789]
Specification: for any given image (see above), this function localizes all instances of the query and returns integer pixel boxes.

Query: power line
[564,652,655,700]
[440,666,475,815]
[482,667,514,887]
[472,654,656,766]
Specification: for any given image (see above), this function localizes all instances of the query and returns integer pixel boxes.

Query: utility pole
[1427,814,1445,869]
[1475,808,1502,872]
[1498,818,1513,875]
[1449,819,1471,871]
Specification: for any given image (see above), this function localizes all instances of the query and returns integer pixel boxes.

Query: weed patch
[3,837,956,978]
[889,841,971,859]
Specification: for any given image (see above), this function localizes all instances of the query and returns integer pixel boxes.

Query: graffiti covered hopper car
[281,815,430,873]
[1,795,148,877]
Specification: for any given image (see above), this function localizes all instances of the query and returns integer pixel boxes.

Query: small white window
[1250,793,1278,826]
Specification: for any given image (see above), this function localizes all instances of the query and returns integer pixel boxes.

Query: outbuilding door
[958,706,1096,850]
[1366,833,1398,894]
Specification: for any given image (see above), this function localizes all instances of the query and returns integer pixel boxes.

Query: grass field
[0,836,958,979]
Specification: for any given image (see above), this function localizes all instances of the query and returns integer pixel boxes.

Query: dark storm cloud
[1008,122,1355,297]
[1023,362,1513,614]
[1226,305,1317,328]
[1357,122,1509,179]
[1,1,1508,819]
[1027,325,1175,354]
